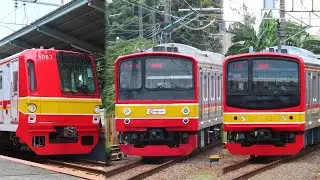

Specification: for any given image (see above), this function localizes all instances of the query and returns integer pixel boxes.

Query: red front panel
[15,49,101,155]
[116,118,199,132]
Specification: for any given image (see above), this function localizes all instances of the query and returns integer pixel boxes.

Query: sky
[224,0,320,35]
[0,0,72,39]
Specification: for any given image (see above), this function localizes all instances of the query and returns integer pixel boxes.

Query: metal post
[278,0,286,51]
[219,0,225,55]
[163,0,171,43]
[139,0,143,38]
[151,0,156,41]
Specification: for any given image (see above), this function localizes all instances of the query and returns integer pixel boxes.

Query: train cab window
[120,60,142,89]
[27,60,37,91]
[13,71,18,92]
[57,52,96,94]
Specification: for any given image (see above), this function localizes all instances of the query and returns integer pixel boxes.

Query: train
[114,43,224,157]
[223,45,320,156]
[0,48,102,155]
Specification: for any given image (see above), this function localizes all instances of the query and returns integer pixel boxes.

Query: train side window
[208,74,211,100]
[204,75,208,101]
[313,74,317,102]
[211,75,214,100]
[306,73,310,105]
[27,60,37,91]
[318,73,320,103]
[0,74,2,89]
[13,71,18,92]
[200,74,203,102]
[217,75,221,100]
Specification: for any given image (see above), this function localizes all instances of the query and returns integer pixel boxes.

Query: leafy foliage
[225,4,320,56]
[103,38,156,115]
[103,0,225,115]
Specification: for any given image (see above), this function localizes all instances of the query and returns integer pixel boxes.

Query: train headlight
[94,106,100,114]
[240,115,246,121]
[28,104,37,113]
[182,107,190,115]
[123,108,131,116]
[281,115,286,121]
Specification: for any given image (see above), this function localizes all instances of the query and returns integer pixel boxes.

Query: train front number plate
[147,108,166,115]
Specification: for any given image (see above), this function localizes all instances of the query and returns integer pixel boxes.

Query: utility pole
[218,0,225,55]
[151,0,157,41]
[139,0,143,38]
[278,0,286,51]
[163,0,171,43]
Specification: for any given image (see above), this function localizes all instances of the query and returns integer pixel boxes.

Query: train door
[0,71,3,124]
[10,60,18,124]
[2,62,11,125]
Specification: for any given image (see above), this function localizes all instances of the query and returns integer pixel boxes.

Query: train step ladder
[110,145,126,161]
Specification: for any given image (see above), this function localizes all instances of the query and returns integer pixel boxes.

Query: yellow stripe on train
[115,104,199,118]
[223,112,306,123]
[18,97,102,115]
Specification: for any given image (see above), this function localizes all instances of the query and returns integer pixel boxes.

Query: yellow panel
[223,112,306,123]
[115,104,199,118]
[18,97,102,115]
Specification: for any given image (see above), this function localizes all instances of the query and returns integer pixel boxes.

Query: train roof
[146,43,224,66]
[267,45,320,65]
[226,45,320,66]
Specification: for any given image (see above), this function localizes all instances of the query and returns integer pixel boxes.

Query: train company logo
[146,108,166,115]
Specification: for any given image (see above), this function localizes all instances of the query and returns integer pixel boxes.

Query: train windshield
[119,57,194,100]
[227,58,300,109]
[57,52,96,94]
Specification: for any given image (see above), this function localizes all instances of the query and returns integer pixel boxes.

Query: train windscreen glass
[57,52,96,94]
[118,57,194,100]
[226,58,300,109]
[145,58,193,89]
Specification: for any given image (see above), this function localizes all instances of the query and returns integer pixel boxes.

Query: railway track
[222,144,320,180]
[106,141,222,180]
[45,159,106,177]
[0,150,106,180]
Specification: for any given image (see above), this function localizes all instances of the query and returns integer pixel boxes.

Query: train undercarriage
[118,125,222,157]
[227,129,298,147]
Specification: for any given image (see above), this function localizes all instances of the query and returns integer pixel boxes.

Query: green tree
[225,4,320,56]
[103,38,156,115]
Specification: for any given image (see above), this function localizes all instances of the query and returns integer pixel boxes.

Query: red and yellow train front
[115,52,199,157]
[16,49,101,155]
[223,53,305,156]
